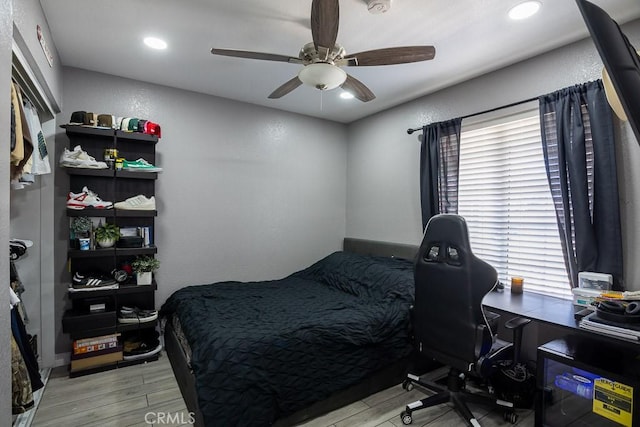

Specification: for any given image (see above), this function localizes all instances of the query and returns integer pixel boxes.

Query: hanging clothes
[22,99,50,175]
[10,81,24,166]
[11,306,43,393]
[11,83,33,180]
[12,334,34,414]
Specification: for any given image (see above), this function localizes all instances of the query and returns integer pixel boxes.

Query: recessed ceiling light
[508,1,541,20]
[144,37,167,50]
[340,92,355,100]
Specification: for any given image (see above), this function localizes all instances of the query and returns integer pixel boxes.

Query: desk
[483,290,640,349]
[483,291,640,426]
[483,290,579,330]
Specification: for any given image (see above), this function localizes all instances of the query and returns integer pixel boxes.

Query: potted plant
[95,223,120,248]
[131,255,160,285]
[70,216,92,249]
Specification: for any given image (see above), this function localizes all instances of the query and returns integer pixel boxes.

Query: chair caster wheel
[400,410,413,425]
[402,379,414,391]
[504,411,518,424]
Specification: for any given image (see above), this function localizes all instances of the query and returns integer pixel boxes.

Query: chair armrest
[484,310,500,334]
[504,317,531,330]
[504,317,531,364]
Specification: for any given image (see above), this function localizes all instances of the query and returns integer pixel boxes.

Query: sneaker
[114,195,155,210]
[70,272,118,291]
[122,158,162,172]
[118,306,158,324]
[67,186,113,210]
[123,330,161,360]
[122,343,162,361]
[59,145,108,169]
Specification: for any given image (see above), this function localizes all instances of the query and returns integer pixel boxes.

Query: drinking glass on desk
[511,277,524,294]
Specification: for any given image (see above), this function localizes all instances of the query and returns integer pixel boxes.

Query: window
[457,107,571,299]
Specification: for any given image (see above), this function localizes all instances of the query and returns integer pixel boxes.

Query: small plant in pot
[131,255,160,285]
[70,216,92,249]
[95,223,120,248]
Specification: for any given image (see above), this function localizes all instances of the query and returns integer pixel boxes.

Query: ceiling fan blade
[341,74,375,102]
[311,0,339,55]
[268,77,303,99]
[211,48,301,64]
[344,46,436,66]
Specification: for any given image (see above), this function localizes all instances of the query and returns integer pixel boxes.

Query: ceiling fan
[210,0,435,102]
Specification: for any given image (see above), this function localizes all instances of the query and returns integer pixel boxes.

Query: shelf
[117,318,158,333]
[67,282,157,300]
[67,208,115,217]
[68,353,160,378]
[68,247,116,258]
[115,130,158,143]
[68,246,157,258]
[117,282,157,294]
[116,246,158,256]
[115,170,158,180]
[60,124,115,138]
[61,125,158,144]
[64,168,115,178]
[66,208,156,217]
[64,122,159,378]
[114,209,157,217]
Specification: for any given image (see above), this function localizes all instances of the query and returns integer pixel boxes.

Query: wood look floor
[31,352,534,427]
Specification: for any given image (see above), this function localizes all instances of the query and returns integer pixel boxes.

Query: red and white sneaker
[67,186,113,210]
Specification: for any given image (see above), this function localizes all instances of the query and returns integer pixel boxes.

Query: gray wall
[346,19,640,291]
[54,68,348,355]
[1,1,14,424]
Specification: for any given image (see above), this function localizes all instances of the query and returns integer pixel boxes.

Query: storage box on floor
[537,336,639,426]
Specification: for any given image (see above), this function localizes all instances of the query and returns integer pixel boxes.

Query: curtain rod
[406,95,539,135]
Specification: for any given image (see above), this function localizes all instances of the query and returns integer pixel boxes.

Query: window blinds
[457,109,571,299]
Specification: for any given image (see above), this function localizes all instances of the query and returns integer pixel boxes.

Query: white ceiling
[40,0,640,123]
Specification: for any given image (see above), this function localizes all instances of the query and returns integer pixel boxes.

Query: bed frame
[163,238,425,427]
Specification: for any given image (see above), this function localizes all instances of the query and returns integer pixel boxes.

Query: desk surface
[483,290,580,330]
[483,290,640,348]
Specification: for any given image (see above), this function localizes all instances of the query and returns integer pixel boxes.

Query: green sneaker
[122,158,162,172]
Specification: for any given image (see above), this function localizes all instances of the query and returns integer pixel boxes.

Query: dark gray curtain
[419,118,462,230]
[539,80,623,289]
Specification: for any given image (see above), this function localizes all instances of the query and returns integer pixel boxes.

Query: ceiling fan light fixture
[298,63,347,91]
[143,36,167,50]
[340,91,355,100]
[508,1,541,20]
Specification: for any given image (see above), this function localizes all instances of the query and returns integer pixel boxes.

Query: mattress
[160,251,416,426]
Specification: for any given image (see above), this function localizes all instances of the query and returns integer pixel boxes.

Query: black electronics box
[116,236,143,248]
[62,309,116,334]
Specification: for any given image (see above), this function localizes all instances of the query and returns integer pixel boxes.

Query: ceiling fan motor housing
[367,0,392,14]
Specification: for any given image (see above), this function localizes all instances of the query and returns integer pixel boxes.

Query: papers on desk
[579,312,640,342]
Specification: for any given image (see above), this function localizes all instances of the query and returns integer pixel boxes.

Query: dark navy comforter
[160,251,415,426]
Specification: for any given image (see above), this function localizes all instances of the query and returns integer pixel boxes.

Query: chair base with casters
[400,368,517,426]
[400,316,532,426]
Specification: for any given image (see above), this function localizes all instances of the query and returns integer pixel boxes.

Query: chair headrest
[421,214,472,265]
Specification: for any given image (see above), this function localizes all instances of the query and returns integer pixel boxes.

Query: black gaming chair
[400,214,530,426]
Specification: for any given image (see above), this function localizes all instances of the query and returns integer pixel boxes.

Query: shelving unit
[60,125,160,377]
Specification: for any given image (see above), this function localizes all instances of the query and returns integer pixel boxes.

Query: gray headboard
[343,238,419,261]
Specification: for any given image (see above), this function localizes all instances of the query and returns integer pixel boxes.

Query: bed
[160,239,425,426]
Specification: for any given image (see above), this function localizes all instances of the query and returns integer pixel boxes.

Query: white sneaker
[67,186,113,210]
[114,195,156,210]
[60,145,108,169]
